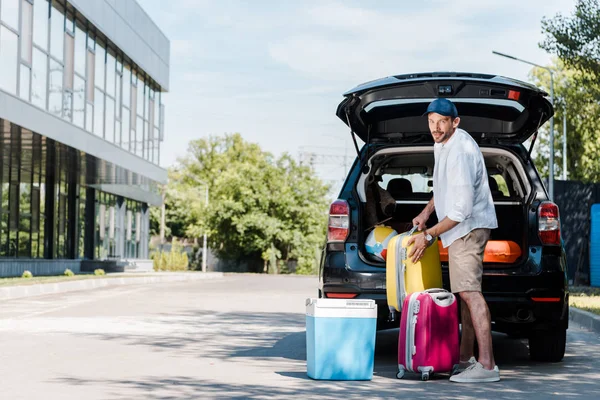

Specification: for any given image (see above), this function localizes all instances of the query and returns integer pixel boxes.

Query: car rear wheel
[528,329,566,362]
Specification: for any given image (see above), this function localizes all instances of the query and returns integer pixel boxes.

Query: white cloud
[138,0,578,173]
[269,0,574,84]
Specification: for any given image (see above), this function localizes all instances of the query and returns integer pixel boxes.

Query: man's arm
[425,217,459,239]
[412,197,435,230]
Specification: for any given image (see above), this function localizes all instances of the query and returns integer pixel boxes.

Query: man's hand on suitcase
[407,233,429,263]
[412,215,428,231]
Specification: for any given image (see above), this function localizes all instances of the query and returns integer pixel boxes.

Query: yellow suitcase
[386,226,443,316]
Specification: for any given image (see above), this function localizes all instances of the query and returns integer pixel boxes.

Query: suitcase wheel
[396,365,405,379]
[421,371,430,381]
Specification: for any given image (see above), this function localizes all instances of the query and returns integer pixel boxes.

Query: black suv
[319,72,569,362]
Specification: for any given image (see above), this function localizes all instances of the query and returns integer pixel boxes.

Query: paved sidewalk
[0,272,223,301]
[570,306,600,335]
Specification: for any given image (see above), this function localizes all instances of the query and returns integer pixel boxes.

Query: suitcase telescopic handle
[423,289,455,306]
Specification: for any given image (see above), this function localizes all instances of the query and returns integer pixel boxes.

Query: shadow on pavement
[58,308,600,399]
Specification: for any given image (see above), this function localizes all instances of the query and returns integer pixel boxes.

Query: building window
[33,0,48,50]
[136,116,143,157]
[85,103,93,132]
[95,40,105,90]
[130,83,137,128]
[121,107,130,151]
[1,0,19,30]
[73,75,84,128]
[74,24,85,76]
[106,50,115,97]
[19,64,30,101]
[64,32,74,89]
[32,48,47,108]
[94,88,104,136]
[50,2,64,62]
[20,0,33,65]
[86,49,94,102]
[48,58,63,117]
[0,26,18,94]
[105,96,114,142]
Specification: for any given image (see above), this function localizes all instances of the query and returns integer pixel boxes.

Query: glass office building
[0,0,169,276]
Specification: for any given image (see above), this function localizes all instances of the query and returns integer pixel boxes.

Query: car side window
[489,174,512,198]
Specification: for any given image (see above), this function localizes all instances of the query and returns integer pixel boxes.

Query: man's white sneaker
[451,356,476,376]
[449,362,500,383]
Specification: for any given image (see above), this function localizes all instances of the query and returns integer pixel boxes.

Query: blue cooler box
[591,204,600,287]
[305,298,377,380]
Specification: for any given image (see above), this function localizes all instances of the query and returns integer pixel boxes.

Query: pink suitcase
[397,289,459,380]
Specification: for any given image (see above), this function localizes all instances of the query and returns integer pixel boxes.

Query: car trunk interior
[359,146,529,267]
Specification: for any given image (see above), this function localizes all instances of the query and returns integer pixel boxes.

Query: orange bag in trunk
[438,240,522,263]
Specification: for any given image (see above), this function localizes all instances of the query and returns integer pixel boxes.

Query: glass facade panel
[136,116,143,157]
[105,96,115,143]
[121,108,130,150]
[130,84,137,128]
[73,75,85,128]
[63,90,72,122]
[106,51,115,97]
[123,64,131,110]
[32,48,47,109]
[85,103,93,132]
[144,120,149,160]
[136,75,144,117]
[65,11,74,33]
[115,73,122,119]
[86,49,94,102]
[74,24,85,75]
[94,88,104,137]
[1,0,19,30]
[48,59,63,117]
[0,26,18,95]
[95,41,105,90]
[0,124,48,259]
[21,0,33,65]
[50,3,64,62]
[19,64,30,101]
[33,0,48,50]
[64,33,74,90]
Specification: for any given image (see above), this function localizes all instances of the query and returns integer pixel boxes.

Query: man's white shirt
[433,128,498,247]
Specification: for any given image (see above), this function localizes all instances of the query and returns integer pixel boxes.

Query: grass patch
[569,286,600,315]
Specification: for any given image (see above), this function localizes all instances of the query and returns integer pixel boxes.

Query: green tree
[155,133,330,274]
[528,59,600,182]
[541,0,600,84]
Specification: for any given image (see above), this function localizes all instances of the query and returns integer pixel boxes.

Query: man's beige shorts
[448,228,491,293]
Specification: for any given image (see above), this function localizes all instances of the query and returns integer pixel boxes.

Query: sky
[136,0,577,191]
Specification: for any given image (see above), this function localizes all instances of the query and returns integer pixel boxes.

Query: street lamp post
[492,51,555,200]
[187,175,209,273]
[563,103,567,180]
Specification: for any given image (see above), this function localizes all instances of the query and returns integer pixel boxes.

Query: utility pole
[492,51,555,200]
[160,191,166,251]
[563,103,567,180]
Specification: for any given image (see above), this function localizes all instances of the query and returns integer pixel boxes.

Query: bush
[94,269,106,276]
[22,270,33,278]
[64,269,75,277]
[151,238,190,271]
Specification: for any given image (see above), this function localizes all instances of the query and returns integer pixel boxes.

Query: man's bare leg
[459,296,476,362]
[459,291,495,369]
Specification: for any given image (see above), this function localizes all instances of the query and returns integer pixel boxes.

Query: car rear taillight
[538,201,561,245]
[325,293,358,299]
[327,199,350,243]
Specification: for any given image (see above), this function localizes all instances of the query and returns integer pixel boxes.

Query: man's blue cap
[423,98,458,118]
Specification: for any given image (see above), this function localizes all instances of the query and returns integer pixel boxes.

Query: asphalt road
[0,274,598,399]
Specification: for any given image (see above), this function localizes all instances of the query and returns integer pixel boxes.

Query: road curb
[570,306,600,334]
[0,272,224,301]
